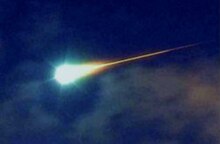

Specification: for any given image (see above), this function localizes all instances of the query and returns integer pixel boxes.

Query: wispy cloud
[70,59,220,144]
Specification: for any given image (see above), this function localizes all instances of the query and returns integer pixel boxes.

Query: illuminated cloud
[69,60,220,144]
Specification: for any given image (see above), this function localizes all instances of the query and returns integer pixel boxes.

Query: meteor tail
[101,42,202,67]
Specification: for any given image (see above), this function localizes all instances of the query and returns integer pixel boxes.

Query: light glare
[54,64,100,85]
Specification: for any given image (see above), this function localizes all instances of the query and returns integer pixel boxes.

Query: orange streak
[99,43,201,68]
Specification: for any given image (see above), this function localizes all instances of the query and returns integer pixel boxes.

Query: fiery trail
[100,43,201,68]
[55,42,202,85]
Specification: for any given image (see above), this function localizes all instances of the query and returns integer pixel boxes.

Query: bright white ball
[54,64,99,85]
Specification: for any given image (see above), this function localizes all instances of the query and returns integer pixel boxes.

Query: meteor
[54,43,200,85]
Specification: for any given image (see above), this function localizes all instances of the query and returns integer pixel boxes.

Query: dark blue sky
[0,0,219,144]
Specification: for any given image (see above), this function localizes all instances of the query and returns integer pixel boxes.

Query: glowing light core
[54,64,100,85]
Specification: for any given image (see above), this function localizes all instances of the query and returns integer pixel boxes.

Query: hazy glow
[54,64,101,85]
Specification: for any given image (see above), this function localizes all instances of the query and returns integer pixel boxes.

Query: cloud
[0,59,60,143]
[0,80,59,139]
[0,56,219,144]
[69,59,220,144]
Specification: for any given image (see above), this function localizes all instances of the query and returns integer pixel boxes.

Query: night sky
[0,0,219,144]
